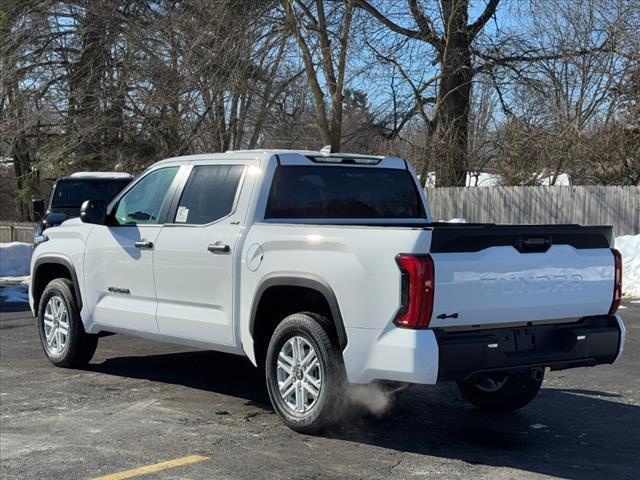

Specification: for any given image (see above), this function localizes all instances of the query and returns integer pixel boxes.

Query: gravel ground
[1,301,638,480]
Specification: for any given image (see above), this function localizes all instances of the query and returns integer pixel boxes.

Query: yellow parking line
[91,455,209,480]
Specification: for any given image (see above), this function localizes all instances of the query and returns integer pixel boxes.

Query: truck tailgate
[428,225,616,328]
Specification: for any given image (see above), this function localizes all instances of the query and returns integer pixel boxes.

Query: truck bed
[427,223,612,252]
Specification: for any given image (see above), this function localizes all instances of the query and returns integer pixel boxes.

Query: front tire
[457,370,544,411]
[265,313,345,433]
[38,278,98,368]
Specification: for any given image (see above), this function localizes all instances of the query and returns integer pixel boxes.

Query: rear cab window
[265,166,426,220]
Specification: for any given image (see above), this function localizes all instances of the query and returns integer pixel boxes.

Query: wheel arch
[249,275,347,364]
[32,255,82,315]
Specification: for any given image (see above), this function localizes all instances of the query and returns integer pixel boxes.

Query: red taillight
[609,248,623,314]
[394,254,435,329]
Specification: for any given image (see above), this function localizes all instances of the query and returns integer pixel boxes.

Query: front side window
[173,165,244,225]
[266,166,426,219]
[114,167,179,225]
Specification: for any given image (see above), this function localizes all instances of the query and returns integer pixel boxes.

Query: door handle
[208,243,230,254]
[134,240,154,249]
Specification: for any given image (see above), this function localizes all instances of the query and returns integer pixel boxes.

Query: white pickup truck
[30,149,625,432]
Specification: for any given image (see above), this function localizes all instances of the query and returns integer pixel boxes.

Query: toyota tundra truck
[29,149,625,432]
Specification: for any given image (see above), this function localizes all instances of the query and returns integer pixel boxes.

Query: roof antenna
[320,145,333,155]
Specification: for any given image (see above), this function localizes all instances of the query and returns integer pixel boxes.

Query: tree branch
[473,40,611,74]
[354,0,442,50]
[468,0,500,37]
[365,38,439,127]
[335,0,354,100]
[407,0,442,50]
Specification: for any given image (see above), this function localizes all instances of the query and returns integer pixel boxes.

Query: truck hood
[59,217,84,227]
[43,208,78,226]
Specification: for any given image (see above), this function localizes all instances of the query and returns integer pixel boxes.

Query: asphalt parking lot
[1,301,638,480]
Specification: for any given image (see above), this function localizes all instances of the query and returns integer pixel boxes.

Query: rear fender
[245,274,347,364]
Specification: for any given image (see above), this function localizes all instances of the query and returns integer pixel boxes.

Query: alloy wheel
[43,295,69,355]
[276,336,322,413]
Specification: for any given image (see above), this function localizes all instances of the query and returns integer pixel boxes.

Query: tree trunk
[11,135,32,220]
[434,0,471,187]
[69,2,118,169]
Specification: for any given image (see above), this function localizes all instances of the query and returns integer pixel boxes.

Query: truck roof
[227,148,384,159]
[155,149,385,164]
[66,172,133,180]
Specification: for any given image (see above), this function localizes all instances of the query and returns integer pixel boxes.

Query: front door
[84,166,180,333]
[153,163,248,345]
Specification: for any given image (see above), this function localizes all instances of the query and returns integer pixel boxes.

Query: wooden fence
[0,222,35,243]
[425,186,640,236]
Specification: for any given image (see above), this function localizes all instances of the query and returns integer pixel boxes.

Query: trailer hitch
[531,367,545,382]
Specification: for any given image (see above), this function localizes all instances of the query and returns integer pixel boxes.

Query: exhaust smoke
[343,382,409,419]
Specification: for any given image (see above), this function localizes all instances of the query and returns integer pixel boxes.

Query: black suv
[33,173,133,241]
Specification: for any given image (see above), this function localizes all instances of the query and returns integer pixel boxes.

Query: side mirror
[80,199,106,225]
[32,199,45,219]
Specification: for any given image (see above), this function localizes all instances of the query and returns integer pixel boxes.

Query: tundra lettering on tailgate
[481,274,583,295]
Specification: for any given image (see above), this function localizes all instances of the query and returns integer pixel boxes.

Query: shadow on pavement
[89,350,270,405]
[89,348,639,479]
[0,284,30,313]
[327,386,639,479]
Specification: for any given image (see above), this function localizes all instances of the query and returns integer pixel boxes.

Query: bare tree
[2,0,639,221]
[484,0,640,186]
[353,0,499,185]
[353,0,635,186]
[281,0,354,151]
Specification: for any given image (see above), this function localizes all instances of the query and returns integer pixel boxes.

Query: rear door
[153,161,254,345]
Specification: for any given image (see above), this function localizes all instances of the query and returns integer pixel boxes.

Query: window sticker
[175,206,189,223]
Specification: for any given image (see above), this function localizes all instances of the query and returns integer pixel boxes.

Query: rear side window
[266,166,425,219]
[174,165,244,224]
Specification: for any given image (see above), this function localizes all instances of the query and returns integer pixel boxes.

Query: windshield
[50,179,131,209]
[266,166,426,219]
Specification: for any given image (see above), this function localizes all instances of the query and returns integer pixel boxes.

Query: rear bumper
[435,315,624,382]
[342,315,624,385]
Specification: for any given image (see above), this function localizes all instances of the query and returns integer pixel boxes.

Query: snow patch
[538,173,571,186]
[467,172,502,187]
[423,171,571,187]
[0,275,30,285]
[615,235,640,298]
[0,242,32,277]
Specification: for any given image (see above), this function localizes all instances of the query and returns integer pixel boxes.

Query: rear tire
[38,278,98,368]
[457,370,543,411]
[265,312,346,433]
